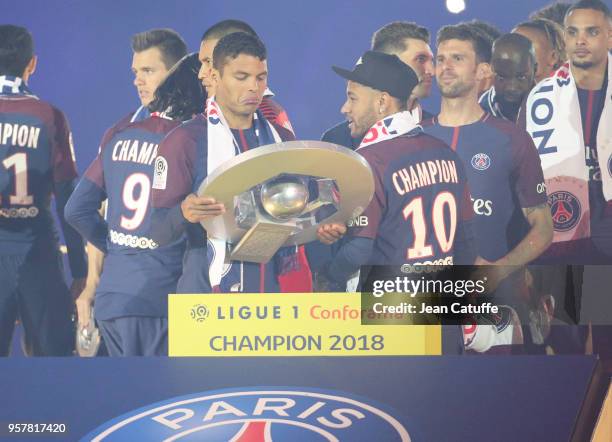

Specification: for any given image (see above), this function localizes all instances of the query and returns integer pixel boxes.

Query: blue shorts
[0,249,73,356]
[96,316,167,356]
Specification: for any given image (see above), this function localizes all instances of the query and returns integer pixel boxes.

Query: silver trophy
[197,140,375,263]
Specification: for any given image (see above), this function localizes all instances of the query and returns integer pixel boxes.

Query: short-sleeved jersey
[85,117,180,253]
[81,116,183,318]
[351,131,473,266]
[150,115,207,207]
[423,114,547,261]
[0,94,77,252]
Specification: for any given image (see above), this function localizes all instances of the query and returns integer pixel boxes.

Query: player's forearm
[149,204,188,246]
[64,178,108,253]
[495,205,553,272]
[85,242,105,290]
[324,237,374,284]
[305,242,333,273]
[54,178,88,278]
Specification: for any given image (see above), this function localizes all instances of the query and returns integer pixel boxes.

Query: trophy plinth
[229,222,295,263]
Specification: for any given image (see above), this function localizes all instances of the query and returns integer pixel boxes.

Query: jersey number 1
[2,153,33,205]
[403,192,457,260]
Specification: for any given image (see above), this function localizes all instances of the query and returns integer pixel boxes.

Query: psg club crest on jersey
[470,153,491,171]
[549,191,581,232]
[82,387,412,441]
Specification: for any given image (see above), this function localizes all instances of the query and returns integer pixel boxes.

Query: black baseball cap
[332,51,419,101]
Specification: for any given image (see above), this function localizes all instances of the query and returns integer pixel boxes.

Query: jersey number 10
[403,191,457,260]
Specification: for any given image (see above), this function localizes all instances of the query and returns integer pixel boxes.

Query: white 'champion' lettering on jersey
[0,123,40,148]
[111,139,158,165]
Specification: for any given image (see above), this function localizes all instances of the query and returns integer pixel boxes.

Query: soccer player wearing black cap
[322,22,435,149]
[317,51,476,290]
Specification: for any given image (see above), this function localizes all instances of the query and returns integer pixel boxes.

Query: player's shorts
[0,248,73,356]
[96,316,167,356]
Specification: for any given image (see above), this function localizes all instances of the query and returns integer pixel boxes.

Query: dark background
[3,0,556,172]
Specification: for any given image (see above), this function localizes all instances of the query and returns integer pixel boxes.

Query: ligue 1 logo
[549,191,581,232]
[155,156,167,175]
[152,156,168,190]
[190,304,209,322]
[82,387,411,441]
[470,153,491,171]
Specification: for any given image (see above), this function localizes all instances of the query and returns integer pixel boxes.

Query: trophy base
[229,221,295,263]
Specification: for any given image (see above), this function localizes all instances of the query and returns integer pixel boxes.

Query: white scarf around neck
[205,97,282,287]
[357,110,422,150]
[525,55,612,243]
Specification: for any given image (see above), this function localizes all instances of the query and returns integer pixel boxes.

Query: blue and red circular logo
[470,153,491,171]
[82,387,411,441]
[207,101,221,125]
[549,191,581,232]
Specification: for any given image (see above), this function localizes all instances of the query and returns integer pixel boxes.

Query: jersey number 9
[120,173,150,230]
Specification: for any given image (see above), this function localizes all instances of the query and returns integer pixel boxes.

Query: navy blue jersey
[130,105,150,123]
[321,120,361,150]
[0,80,86,278]
[478,86,525,122]
[0,93,76,246]
[423,114,547,261]
[150,113,298,293]
[92,119,180,253]
[66,116,184,319]
[577,86,612,257]
[351,132,474,265]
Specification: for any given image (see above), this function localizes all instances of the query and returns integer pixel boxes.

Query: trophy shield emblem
[197,140,375,263]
